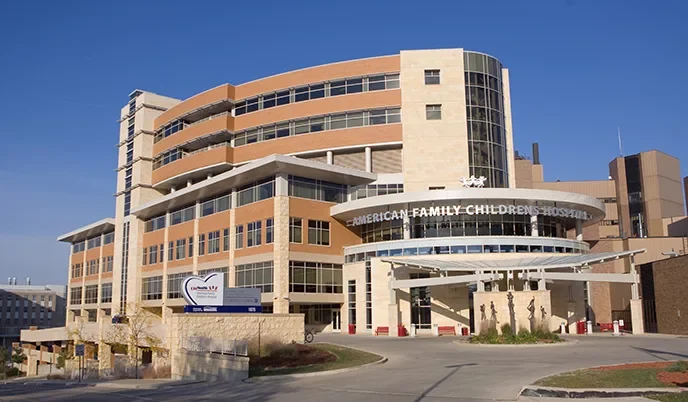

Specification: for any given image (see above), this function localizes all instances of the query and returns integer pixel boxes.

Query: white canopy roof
[381,249,646,272]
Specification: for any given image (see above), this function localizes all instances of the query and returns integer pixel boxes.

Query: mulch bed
[252,344,336,371]
[592,362,688,387]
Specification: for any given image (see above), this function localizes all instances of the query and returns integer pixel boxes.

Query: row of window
[72,232,115,254]
[69,283,113,304]
[289,261,343,294]
[145,194,232,233]
[234,74,400,116]
[233,107,401,146]
[71,257,114,278]
[289,218,330,246]
[288,175,347,203]
[345,243,584,263]
[350,184,404,200]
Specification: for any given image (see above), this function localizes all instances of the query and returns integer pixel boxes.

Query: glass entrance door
[410,273,432,329]
[332,310,341,332]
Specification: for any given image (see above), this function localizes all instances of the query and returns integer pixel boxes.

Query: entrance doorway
[332,310,341,332]
[410,273,432,329]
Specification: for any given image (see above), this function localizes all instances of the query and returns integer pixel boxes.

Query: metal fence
[181,336,248,356]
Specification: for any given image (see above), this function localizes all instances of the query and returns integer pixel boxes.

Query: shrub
[666,361,688,373]
[500,323,513,336]
[6,367,20,377]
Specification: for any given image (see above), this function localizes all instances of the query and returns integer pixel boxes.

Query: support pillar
[326,151,333,164]
[575,219,583,241]
[567,301,577,333]
[365,147,372,173]
[388,269,400,336]
[630,299,644,334]
[530,215,539,237]
[403,203,411,240]
[272,173,290,314]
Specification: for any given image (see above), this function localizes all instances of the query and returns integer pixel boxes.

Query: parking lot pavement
[1,334,686,402]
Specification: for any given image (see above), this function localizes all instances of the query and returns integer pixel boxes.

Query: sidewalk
[2,378,205,390]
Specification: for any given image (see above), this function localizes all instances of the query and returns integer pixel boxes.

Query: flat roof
[57,218,115,243]
[132,154,376,220]
[381,249,646,271]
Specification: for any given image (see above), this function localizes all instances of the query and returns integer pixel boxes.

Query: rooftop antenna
[617,127,623,157]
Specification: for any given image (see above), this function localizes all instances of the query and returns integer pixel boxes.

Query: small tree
[106,303,162,379]
[56,348,70,370]
[11,347,26,366]
[0,346,9,375]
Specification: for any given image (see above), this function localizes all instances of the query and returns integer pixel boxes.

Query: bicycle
[304,329,314,344]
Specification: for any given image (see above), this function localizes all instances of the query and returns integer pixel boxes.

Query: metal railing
[181,336,248,356]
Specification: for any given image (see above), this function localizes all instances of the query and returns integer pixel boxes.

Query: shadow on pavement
[412,363,478,402]
[632,347,688,361]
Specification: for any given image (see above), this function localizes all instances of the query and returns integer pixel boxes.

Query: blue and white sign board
[75,344,85,357]
[182,273,262,313]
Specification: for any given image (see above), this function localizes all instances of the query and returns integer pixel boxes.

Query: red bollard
[348,324,356,334]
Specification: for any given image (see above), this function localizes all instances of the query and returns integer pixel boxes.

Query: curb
[520,385,688,399]
[453,339,579,348]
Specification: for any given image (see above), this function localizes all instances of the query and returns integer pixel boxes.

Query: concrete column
[326,151,333,165]
[170,187,175,193]
[207,173,213,179]
[555,222,562,238]
[523,275,531,291]
[630,299,644,334]
[365,147,372,173]
[186,179,192,187]
[530,215,539,237]
[275,173,288,196]
[575,219,583,241]
[388,269,400,336]
[476,270,485,292]
[272,191,290,314]
[538,269,546,291]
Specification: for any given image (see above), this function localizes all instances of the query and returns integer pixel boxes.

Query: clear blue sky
[0,0,686,285]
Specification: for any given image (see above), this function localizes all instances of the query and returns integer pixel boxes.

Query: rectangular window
[69,287,82,305]
[176,238,187,259]
[103,256,113,273]
[124,192,131,216]
[208,230,220,253]
[288,175,347,203]
[142,248,148,266]
[87,236,101,249]
[235,261,273,292]
[247,221,262,247]
[308,220,330,246]
[198,234,205,256]
[235,225,244,249]
[103,232,114,244]
[159,244,164,263]
[168,241,174,261]
[101,283,112,303]
[236,178,275,207]
[188,237,194,257]
[266,218,274,244]
[289,261,343,293]
[148,245,157,264]
[426,104,442,120]
[201,194,230,217]
[289,218,302,243]
[170,205,195,226]
[167,272,192,299]
[84,285,98,304]
[144,215,166,232]
[141,276,163,300]
[72,241,85,254]
[424,69,440,85]
[223,228,230,251]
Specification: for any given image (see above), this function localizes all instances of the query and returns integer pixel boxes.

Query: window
[425,69,440,85]
[223,228,230,251]
[149,245,158,264]
[101,283,112,303]
[266,218,274,244]
[247,221,262,247]
[198,234,205,256]
[168,241,174,261]
[141,276,163,300]
[87,259,99,275]
[188,237,194,257]
[426,104,442,120]
[235,225,244,249]
[142,247,148,266]
[208,230,220,253]
[167,272,192,299]
[289,261,343,293]
[289,218,302,243]
[87,236,101,249]
[198,267,230,287]
[159,244,164,263]
[176,238,187,259]
[237,178,275,207]
[71,263,83,278]
[308,220,330,246]
[154,119,186,143]
[170,205,195,226]
[103,232,114,245]
[103,256,113,273]
[201,194,230,217]
[288,175,347,203]
[235,261,273,292]
[84,285,98,304]
[72,241,85,254]
[145,215,166,232]
[350,183,404,200]
[70,287,82,305]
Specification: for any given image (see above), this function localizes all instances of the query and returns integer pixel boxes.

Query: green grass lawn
[534,368,673,388]
[250,343,383,377]
[647,393,688,402]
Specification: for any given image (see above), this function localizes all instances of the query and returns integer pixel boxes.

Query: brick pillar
[272,174,290,314]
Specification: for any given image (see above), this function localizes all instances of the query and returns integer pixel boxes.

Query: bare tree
[105,302,163,379]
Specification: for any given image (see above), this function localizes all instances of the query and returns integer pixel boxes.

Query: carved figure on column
[540,306,547,321]
[490,301,498,324]
[527,298,535,320]
[480,304,486,321]
[507,292,516,332]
